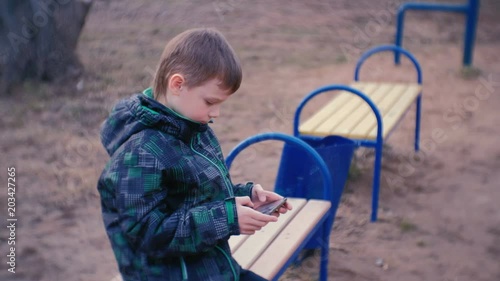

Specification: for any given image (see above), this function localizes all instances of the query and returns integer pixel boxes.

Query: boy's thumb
[259,194,266,202]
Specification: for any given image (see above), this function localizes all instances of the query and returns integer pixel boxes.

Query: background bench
[293,45,423,222]
[225,133,337,281]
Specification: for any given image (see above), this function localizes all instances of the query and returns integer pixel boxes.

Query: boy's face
[166,76,232,124]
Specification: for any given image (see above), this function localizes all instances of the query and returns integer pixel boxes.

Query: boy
[97,28,291,281]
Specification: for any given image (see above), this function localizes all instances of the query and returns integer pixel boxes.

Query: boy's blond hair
[152,28,242,100]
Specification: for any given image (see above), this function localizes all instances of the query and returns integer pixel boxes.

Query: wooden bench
[299,82,421,140]
[225,133,338,281]
[293,45,423,222]
[229,198,331,280]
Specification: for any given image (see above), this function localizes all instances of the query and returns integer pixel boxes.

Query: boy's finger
[264,191,282,201]
[277,207,287,214]
[248,218,268,228]
[252,211,278,222]
[242,229,256,235]
[237,196,254,207]
[259,193,266,202]
[253,184,267,202]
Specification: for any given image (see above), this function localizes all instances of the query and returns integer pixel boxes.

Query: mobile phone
[255,198,287,215]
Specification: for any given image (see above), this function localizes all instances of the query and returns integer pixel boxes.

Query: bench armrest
[354,44,423,84]
[225,133,333,203]
[293,84,384,146]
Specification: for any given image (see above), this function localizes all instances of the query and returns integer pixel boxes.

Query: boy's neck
[142,88,202,124]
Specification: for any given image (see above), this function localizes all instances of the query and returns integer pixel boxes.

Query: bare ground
[1,0,500,280]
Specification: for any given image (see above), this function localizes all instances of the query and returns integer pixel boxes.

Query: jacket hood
[100,88,209,156]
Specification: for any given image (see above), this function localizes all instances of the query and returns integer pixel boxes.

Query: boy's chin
[196,119,213,124]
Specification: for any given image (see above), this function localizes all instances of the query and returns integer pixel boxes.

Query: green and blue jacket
[97,88,253,281]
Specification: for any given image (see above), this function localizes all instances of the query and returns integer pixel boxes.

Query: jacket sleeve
[233,182,254,197]
[102,147,240,258]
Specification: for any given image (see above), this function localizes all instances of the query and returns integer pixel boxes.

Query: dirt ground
[1,0,500,280]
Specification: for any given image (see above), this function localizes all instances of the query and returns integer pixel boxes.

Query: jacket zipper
[190,134,238,281]
[216,245,239,281]
[179,257,188,281]
[190,134,234,197]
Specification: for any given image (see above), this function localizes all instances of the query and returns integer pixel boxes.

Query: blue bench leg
[371,142,383,222]
[414,94,422,152]
[319,219,330,281]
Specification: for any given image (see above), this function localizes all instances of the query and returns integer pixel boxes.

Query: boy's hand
[235,196,277,235]
[251,184,293,216]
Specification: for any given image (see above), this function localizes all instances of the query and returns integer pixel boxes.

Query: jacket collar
[135,88,208,142]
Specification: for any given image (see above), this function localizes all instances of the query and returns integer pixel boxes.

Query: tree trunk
[0,0,92,94]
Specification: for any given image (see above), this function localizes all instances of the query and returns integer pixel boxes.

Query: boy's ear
[168,74,185,96]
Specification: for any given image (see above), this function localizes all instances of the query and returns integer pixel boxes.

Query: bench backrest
[225,132,333,207]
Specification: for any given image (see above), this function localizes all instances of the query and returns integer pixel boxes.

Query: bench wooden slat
[322,83,382,134]
[298,83,368,136]
[248,200,331,280]
[312,83,379,135]
[367,84,421,139]
[229,198,307,254]
[228,232,249,253]
[347,83,408,139]
[230,198,307,268]
[331,83,393,136]
[298,82,421,140]
[299,93,356,135]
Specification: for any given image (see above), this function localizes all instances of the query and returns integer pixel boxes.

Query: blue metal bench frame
[225,133,333,281]
[394,0,480,67]
[294,45,423,222]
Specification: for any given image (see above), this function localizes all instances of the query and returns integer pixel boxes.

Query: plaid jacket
[97,89,253,281]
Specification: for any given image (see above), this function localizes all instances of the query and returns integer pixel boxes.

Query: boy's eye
[205,100,215,105]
